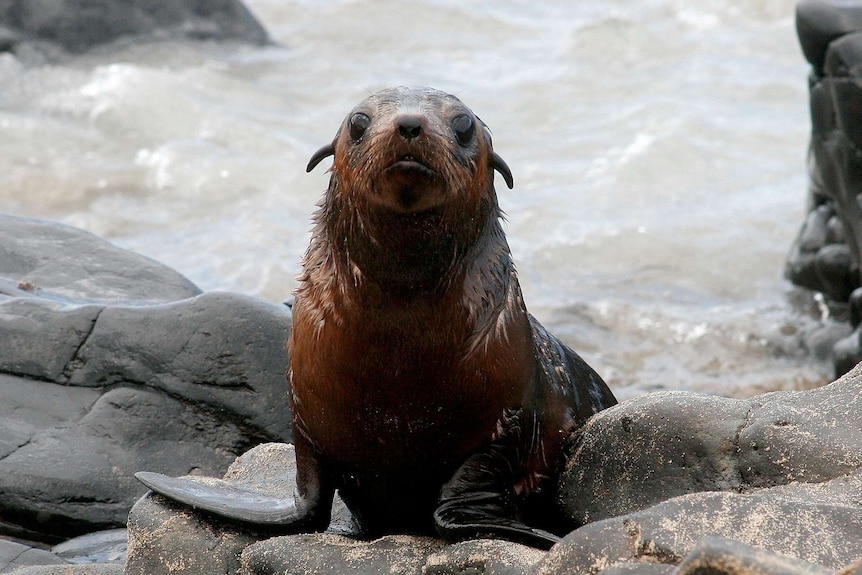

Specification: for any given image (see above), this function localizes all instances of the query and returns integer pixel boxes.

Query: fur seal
[136,86,617,549]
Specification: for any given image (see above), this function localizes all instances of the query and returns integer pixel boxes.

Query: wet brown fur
[289,87,616,536]
[134,86,615,548]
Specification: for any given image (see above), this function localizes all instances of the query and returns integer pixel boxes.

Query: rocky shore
[3,0,862,573]
[2,212,861,574]
[0,0,269,58]
[0,214,291,572]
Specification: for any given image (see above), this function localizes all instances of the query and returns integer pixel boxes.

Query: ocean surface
[1,0,832,399]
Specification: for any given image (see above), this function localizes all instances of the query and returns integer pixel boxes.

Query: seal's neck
[324,179,506,301]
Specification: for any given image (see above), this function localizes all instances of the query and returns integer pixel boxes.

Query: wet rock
[240,534,445,575]
[558,392,749,524]
[128,443,546,575]
[0,215,292,543]
[127,443,350,575]
[0,531,132,574]
[423,538,545,575]
[551,364,862,573]
[3,566,124,575]
[0,540,66,573]
[0,0,269,55]
[562,360,862,525]
[673,536,831,575]
[51,529,128,565]
[0,214,200,304]
[537,475,862,574]
[787,1,862,376]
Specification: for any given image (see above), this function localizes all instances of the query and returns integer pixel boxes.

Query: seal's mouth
[376,155,443,212]
[386,155,435,175]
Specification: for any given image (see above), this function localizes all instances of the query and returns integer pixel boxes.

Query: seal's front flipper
[135,471,301,524]
[433,408,562,550]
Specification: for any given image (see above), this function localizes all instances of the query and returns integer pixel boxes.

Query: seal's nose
[396,114,424,141]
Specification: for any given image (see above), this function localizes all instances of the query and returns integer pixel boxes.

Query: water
[0,0,832,399]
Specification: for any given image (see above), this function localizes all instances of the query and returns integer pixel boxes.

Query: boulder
[126,443,548,575]
[0,529,127,574]
[127,365,862,574]
[0,0,269,55]
[559,363,862,524]
[0,540,66,573]
[787,1,862,376]
[0,215,292,543]
[548,363,862,573]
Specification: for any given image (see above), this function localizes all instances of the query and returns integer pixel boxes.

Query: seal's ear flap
[306,143,335,172]
[491,151,514,190]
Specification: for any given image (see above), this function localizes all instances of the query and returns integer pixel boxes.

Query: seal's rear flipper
[433,408,564,550]
[135,471,299,524]
[434,502,562,550]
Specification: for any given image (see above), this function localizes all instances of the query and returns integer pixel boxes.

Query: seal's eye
[349,113,371,142]
[452,114,474,146]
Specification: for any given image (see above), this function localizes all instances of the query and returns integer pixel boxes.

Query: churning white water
[0,0,831,399]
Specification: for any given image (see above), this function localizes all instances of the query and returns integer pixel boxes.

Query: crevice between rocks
[0,437,33,465]
[60,306,105,383]
[732,401,757,491]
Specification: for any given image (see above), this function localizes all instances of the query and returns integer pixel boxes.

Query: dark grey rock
[127,366,862,574]
[0,298,102,381]
[0,539,66,573]
[239,534,445,575]
[0,0,269,55]
[4,566,124,574]
[538,472,862,574]
[559,392,751,524]
[127,443,337,575]
[51,529,127,564]
[560,364,862,525]
[0,215,292,542]
[0,214,201,305]
[674,536,831,575]
[786,3,862,377]
[737,374,862,487]
[797,0,862,74]
[423,539,546,575]
[129,444,545,575]
[64,291,293,439]
[550,365,862,574]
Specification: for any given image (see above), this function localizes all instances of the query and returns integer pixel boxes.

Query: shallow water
[1,0,832,399]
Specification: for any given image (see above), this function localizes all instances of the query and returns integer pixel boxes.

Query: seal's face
[307,86,513,214]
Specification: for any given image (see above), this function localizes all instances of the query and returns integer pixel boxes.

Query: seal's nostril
[397,115,423,140]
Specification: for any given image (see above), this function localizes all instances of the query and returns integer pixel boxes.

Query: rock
[0,215,292,543]
[51,529,128,564]
[0,534,126,575]
[537,474,862,573]
[550,364,862,573]
[126,367,862,574]
[0,540,66,573]
[786,2,862,377]
[4,566,124,575]
[239,534,445,575]
[561,362,862,525]
[0,214,201,304]
[797,0,862,75]
[673,536,831,575]
[0,0,269,55]
[128,443,547,575]
[127,444,351,575]
[423,538,545,575]
[559,393,749,524]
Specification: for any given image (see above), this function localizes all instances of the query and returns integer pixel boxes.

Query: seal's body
[137,87,616,549]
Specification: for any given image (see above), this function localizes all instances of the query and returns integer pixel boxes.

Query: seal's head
[307,86,513,214]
